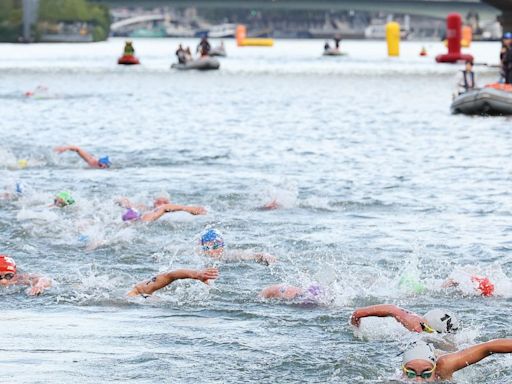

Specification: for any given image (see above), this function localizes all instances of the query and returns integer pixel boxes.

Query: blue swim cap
[200,229,224,246]
[98,156,112,168]
[504,32,512,39]
[15,182,23,194]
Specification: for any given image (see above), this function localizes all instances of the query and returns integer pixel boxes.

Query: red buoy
[436,13,473,63]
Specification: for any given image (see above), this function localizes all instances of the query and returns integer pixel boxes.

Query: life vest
[462,70,475,90]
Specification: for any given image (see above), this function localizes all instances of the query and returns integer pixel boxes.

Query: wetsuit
[503,45,512,84]
[198,40,211,56]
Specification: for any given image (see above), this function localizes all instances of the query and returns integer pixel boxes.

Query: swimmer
[53,191,75,208]
[115,195,173,212]
[400,339,512,381]
[443,274,495,297]
[259,198,280,210]
[259,283,324,303]
[121,202,206,223]
[200,229,276,265]
[54,145,112,169]
[1,181,24,200]
[127,267,219,297]
[351,305,459,334]
[0,254,51,296]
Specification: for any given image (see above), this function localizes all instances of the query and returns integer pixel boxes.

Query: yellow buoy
[17,159,28,169]
[238,38,274,47]
[386,22,400,57]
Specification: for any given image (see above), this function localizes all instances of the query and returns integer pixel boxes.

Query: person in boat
[453,60,477,97]
[197,36,211,57]
[399,339,512,381]
[0,254,52,296]
[324,41,331,51]
[334,36,342,49]
[350,305,459,334]
[127,267,219,297]
[199,228,276,265]
[185,46,193,61]
[501,32,512,84]
[123,40,135,56]
[54,145,112,169]
[176,44,187,64]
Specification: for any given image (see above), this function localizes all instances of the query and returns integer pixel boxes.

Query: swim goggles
[0,273,14,280]
[420,322,437,334]
[402,364,436,379]
[202,242,224,252]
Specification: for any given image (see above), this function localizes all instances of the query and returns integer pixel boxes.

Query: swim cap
[471,276,495,297]
[15,182,23,194]
[122,208,141,222]
[98,156,112,168]
[402,341,436,366]
[423,309,459,333]
[200,229,224,247]
[56,191,75,206]
[504,32,512,39]
[0,255,16,274]
[399,274,426,294]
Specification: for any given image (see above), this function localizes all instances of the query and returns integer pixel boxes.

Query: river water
[0,38,511,383]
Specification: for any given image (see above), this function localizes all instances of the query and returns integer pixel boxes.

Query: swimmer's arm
[140,203,206,222]
[350,305,423,332]
[126,268,219,297]
[54,145,99,168]
[223,250,276,265]
[437,339,512,379]
[115,197,149,211]
[18,274,52,296]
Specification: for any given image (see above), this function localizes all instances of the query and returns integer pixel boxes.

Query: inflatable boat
[171,57,220,71]
[118,54,140,65]
[209,46,226,57]
[322,48,346,57]
[451,84,512,115]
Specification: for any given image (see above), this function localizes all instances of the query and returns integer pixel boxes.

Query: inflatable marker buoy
[419,47,427,56]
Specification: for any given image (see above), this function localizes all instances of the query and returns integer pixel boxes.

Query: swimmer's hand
[261,199,280,210]
[350,312,362,327]
[186,206,207,215]
[196,267,219,285]
[27,277,51,296]
[254,253,277,266]
[442,278,459,288]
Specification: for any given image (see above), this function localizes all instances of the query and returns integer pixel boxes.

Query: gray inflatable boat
[171,57,220,71]
[209,46,226,57]
[322,48,346,57]
[451,88,512,115]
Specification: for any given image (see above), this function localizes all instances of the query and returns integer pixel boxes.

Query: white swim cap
[423,309,459,333]
[402,341,436,366]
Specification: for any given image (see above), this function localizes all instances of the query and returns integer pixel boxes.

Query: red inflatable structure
[436,13,473,63]
[118,55,140,65]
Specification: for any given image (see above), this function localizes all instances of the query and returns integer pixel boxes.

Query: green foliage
[0,0,14,22]
[38,0,110,41]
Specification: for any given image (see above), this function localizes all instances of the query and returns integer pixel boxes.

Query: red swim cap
[0,255,16,274]
[471,276,495,297]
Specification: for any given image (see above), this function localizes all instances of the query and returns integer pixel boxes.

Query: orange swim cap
[0,255,16,274]
[471,276,495,297]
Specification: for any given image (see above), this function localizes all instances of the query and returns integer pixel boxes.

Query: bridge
[21,0,512,41]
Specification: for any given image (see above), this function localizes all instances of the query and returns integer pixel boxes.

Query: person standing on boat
[197,36,211,57]
[453,60,477,97]
[501,32,512,84]
[176,44,187,64]
[334,36,342,50]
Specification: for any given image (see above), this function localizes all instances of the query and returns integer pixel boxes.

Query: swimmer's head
[54,191,75,207]
[122,208,141,222]
[200,229,225,259]
[471,276,495,297]
[98,156,111,169]
[402,341,437,381]
[15,182,23,195]
[0,255,16,284]
[423,309,459,333]
[153,196,170,207]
